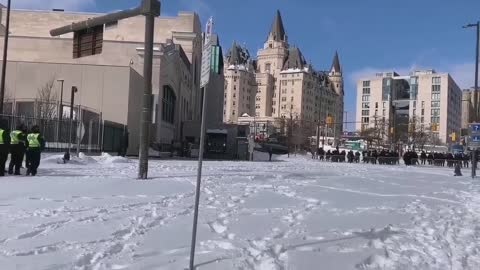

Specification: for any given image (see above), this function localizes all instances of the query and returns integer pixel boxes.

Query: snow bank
[97,153,131,164]
[42,153,98,165]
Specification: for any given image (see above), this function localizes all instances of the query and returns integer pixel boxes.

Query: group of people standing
[312,147,361,163]
[311,146,471,169]
[0,123,45,176]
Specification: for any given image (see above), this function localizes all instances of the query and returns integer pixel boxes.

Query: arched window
[162,85,176,124]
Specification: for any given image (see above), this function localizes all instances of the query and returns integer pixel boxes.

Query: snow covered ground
[1,153,480,270]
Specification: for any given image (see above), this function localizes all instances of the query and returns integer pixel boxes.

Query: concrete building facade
[356,70,462,144]
[0,7,211,155]
[223,11,344,140]
[461,88,475,129]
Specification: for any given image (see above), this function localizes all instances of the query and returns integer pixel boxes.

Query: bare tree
[36,78,58,120]
[408,118,429,150]
[2,89,13,115]
[359,127,381,149]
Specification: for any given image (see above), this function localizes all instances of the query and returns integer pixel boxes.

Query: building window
[431,108,440,117]
[162,85,176,124]
[413,109,416,115]
[362,95,370,102]
[421,109,425,115]
[432,85,441,93]
[431,93,440,100]
[291,97,294,101]
[255,105,260,109]
[363,81,370,87]
[375,102,378,109]
[232,110,235,116]
[282,97,287,101]
[273,108,276,114]
[234,85,237,90]
[413,101,416,107]
[362,103,370,109]
[233,101,236,106]
[382,109,386,116]
[362,117,370,123]
[362,110,369,116]
[265,63,271,73]
[431,101,440,107]
[421,117,424,123]
[422,101,425,108]
[363,88,370,95]
[432,77,441,84]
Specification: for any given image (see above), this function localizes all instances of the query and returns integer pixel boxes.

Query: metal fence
[0,114,127,154]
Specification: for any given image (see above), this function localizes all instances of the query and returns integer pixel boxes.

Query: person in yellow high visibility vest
[8,124,27,175]
[0,121,11,176]
[26,125,45,176]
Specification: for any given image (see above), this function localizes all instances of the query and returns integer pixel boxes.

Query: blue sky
[7,0,480,130]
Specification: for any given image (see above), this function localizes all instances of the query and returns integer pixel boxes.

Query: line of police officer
[0,123,45,176]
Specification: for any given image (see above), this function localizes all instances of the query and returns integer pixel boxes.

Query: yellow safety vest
[10,130,22,145]
[0,129,4,144]
[27,133,40,148]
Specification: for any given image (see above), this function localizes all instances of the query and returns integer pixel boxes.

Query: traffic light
[326,116,334,128]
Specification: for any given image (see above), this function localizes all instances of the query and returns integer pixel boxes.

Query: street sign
[472,136,480,142]
[73,25,104,59]
[471,123,480,133]
[468,123,480,148]
[200,40,212,88]
[200,17,213,88]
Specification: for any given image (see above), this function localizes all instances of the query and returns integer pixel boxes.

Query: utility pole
[464,22,480,176]
[49,0,161,178]
[464,22,480,122]
[66,86,78,161]
[0,0,11,114]
[138,7,156,179]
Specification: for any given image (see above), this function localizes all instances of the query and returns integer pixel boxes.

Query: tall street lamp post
[56,79,64,143]
[64,86,78,162]
[463,22,480,122]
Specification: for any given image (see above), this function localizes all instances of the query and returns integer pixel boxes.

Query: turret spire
[269,10,287,42]
[331,51,341,73]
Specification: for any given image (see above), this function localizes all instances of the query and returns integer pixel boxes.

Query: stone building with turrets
[223,10,345,141]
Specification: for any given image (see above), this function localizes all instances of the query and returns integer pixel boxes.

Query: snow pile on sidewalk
[0,156,479,269]
[96,153,131,164]
[41,152,130,166]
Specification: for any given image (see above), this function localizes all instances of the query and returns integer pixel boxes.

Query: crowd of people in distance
[311,146,471,168]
